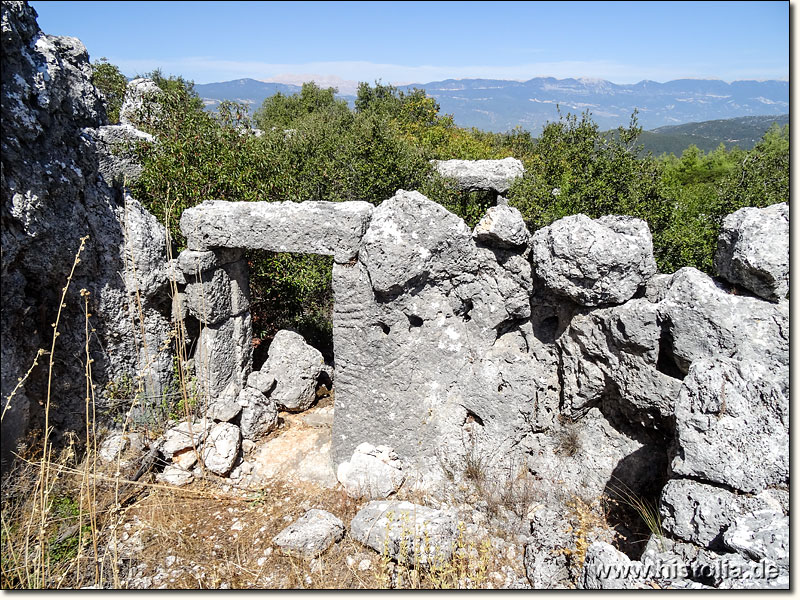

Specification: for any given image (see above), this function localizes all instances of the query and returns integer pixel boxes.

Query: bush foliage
[113,67,787,351]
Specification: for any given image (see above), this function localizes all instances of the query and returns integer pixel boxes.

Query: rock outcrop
[1,1,173,467]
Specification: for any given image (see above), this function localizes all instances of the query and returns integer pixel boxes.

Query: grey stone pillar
[177,249,252,403]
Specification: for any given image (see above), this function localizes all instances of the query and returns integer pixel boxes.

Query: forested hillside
[636,114,789,155]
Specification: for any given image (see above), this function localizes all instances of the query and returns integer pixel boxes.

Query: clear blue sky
[29,1,788,85]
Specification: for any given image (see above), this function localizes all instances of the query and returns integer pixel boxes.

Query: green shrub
[91,58,127,124]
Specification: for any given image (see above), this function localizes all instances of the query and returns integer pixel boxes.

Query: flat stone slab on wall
[432,157,524,194]
[180,199,373,263]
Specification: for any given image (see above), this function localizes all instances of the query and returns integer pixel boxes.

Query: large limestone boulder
[260,330,324,412]
[350,500,458,564]
[656,268,788,387]
[332,191,559,475]
[237,386,278,439]
[201,421,240,475]
[273,509,344,558]
[558,266,788,429]
[558,299,681,426]
[714,202,789,302]
[671,358,788,494]
[531,214,657,307]
[359,189,477,296]
[432,157,524,194]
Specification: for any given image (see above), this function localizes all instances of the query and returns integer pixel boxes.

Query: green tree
[716,123,789,212]
[254,82,349,129]
[508,109,666,232]
[90,58,127,123]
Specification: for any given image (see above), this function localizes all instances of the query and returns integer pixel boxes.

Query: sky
[29,1,789,88]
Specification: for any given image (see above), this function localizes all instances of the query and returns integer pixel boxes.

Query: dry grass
[558,493,618,584]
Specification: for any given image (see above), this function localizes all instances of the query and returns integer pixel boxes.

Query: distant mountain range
[196,78,303,109]
[194,77,789,135]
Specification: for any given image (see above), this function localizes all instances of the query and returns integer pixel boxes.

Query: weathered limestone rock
[558,266,788,428]
[432,157,524,194]
[183,255,250,326]
[273,509,344,558]
[523,408,668,527]
[714,202,789,302]
[246,370,276,395]
[332,190,559,474]
[156,465,194,487]
[1,2,173,468]
[205,383,242,422]
[671,358,788,494]
[350,500,458,564]
[162,418,211,459]
[523,506,574,588]
[119,77,162,129]
[472,204,529,248]
[656,268,788,384]
[84,124,154,187]
[558,300,681,425]
[177,248,243,276]
[261,330,324,412]
[180,199,373,263]
[659,479,783,549]
[336,442,405,499]
[531,214,657,307]
[582,542,649,590]
[201,422,240,475]
[359,190,477,296]
[194,312,252,401]
[723,510,789,570]
[237,386,279,440]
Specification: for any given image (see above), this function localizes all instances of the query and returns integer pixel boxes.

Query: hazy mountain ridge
[196,78,303,109]
[396,77,788,132]
[195,76,788,134]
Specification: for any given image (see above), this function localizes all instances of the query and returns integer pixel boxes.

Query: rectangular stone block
[184,260,249,325]
[180,200,373,263]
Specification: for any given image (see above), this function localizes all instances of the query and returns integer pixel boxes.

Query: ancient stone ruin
[0,1,789,589]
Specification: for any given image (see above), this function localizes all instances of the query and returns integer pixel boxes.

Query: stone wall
[174,191,788,500]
